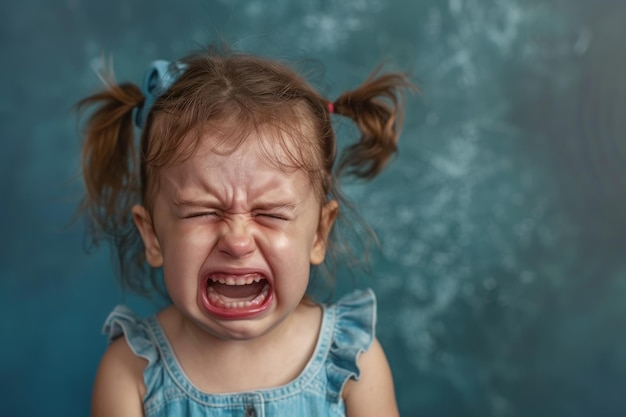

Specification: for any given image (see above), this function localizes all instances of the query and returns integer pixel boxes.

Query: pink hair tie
[327,101,334,114]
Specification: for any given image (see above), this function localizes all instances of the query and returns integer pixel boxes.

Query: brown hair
[77,44,416,297]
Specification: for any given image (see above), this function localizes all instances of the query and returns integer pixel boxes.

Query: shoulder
[328,290,399,416]
[342,337,400,417]
[91,336,147,417]
[326,288,376,365]
[92,304,158,417]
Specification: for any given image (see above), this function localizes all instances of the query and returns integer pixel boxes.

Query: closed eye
[255,213,289,221]
[183,211,220,219]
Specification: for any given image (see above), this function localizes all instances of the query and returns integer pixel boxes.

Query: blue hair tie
[134,60,188,128]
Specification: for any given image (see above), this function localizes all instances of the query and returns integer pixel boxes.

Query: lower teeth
[207,283,270,309]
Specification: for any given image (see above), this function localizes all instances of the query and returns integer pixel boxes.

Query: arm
[343,338,400,417]
[91,337,146,417]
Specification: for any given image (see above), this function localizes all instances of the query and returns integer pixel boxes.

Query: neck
[157,301,322,393]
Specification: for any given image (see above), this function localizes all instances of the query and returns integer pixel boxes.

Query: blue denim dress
[103,289,376,417]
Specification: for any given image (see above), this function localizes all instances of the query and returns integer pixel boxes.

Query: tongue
[211,280,266,300]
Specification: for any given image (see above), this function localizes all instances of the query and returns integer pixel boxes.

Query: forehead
[143,103,327,206]
[160,127,315,191]
[198,115,319,174]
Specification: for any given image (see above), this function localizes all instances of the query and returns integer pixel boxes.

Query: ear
[132,205,164,267]
[310,200,339,265]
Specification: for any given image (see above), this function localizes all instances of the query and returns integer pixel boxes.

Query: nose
[217,217,256,258]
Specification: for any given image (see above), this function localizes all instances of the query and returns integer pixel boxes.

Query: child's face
[133,131,337,341]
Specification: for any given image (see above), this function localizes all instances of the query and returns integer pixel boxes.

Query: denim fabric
[103,289,376,417]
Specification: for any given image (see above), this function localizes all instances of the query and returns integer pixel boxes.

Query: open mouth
[201,273,272,318]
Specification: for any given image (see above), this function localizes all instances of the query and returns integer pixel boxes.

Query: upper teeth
[210,275,263,286]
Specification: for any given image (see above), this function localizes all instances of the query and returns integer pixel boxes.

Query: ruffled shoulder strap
[326,288,377,400]
[101,305,161,393]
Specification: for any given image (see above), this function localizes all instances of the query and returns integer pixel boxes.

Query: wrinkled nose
[218,218,255,258]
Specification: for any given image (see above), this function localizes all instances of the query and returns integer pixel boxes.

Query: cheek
[269,233,293,249]
[159,227,217,281]
[263,226,317,268]
[160,223,217,253]
[160,242,205,305]
[268,223,315,250]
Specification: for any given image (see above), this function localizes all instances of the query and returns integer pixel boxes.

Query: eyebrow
[172,198,218,208]
[172,198,298,212]
[253,201,298,212]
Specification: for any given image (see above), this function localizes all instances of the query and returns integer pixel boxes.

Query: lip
[199,268,274,320]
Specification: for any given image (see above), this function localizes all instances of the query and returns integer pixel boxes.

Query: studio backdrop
[1,1,625,416]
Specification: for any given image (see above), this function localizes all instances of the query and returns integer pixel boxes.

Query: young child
[79,44,413,417]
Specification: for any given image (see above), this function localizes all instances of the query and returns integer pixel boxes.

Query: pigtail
[76,76,144,244]
[333,70,416,179]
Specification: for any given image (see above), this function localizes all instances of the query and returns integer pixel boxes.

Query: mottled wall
[1,1,625,416]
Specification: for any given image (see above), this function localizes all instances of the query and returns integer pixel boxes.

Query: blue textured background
[2,1,626,416]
